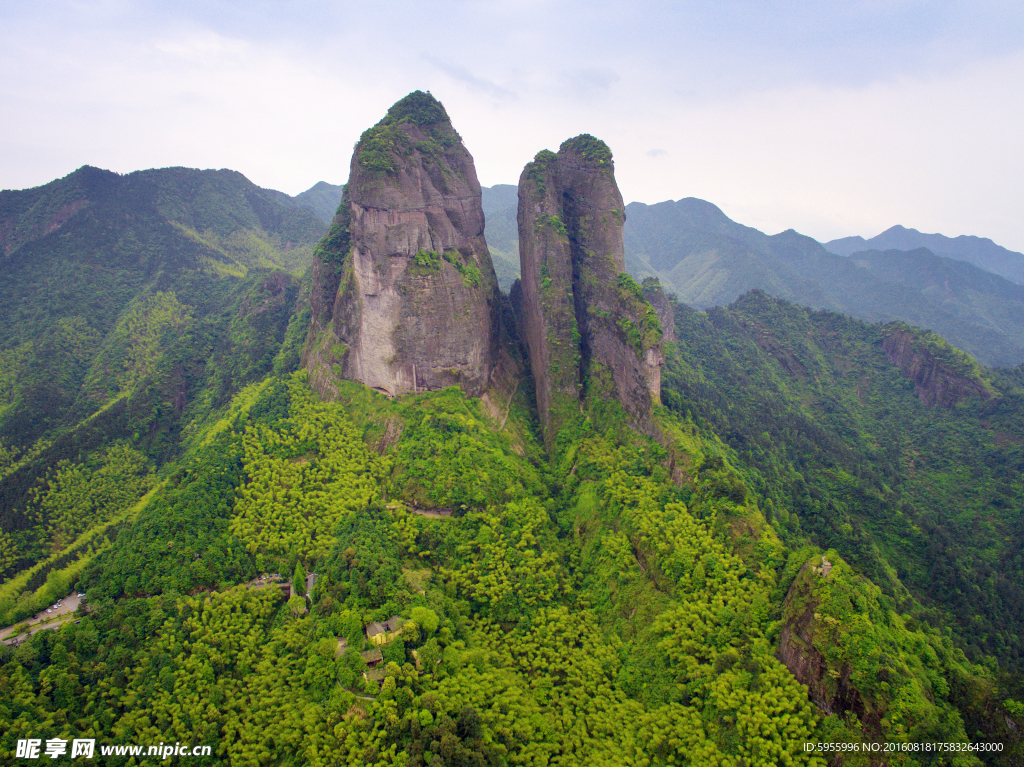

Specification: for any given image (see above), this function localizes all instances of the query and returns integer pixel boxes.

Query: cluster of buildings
[359,616,406,685]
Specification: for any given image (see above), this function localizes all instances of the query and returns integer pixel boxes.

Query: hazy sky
[3,0,1023,249]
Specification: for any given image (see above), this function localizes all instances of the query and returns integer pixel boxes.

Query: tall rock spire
[515,149,581,442]
[516,135,666,447]
[303,91,500,398]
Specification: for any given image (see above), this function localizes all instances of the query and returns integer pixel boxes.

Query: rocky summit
[303,91,500,399]
[301,97,666,446]
[514,135,666,447]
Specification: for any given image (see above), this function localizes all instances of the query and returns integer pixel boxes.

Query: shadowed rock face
[883,329,993,408]
[515,149,578,441]
[778,561,864,718]
[516,135,666,446]
[303,91,499,398]
[642,280,676,347]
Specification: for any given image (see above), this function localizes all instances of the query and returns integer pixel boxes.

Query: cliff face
[882,328,993,408]
[778,559,865,719]
[642,279,676,347]
[516,136,665,446]
[303,92,500,398]
[515,150,579,440]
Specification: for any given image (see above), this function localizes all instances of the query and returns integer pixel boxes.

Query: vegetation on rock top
[356,92,462,179]
[380,90,451,128]
[560,133,613,166]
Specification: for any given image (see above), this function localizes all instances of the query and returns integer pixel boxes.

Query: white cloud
[604,49,1024,250]
[1,1,1023,252]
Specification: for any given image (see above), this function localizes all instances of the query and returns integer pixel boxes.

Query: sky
[2,0,1023,250]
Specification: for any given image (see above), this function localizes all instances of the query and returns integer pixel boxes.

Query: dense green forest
[0,164,323,446]
[662,291,1024,669]
[0,165,323,591]
[0,374,897,764]
[1,326,1022,763]
[2,170,1024,765]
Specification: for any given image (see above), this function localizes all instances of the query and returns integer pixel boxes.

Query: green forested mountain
[849,248,1024,348]
[1,306,1020,764]
[623,198,836,309]
[0,165,330,593]
[0,163,1022,766]
[293,181,346,225]
[664,291,1024,664]
[826,226,1024,286]
[622,199,1024,368]
[480,184,520,292]
[0,164,327,446]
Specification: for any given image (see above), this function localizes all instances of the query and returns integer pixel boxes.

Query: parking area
[0,592,84,646]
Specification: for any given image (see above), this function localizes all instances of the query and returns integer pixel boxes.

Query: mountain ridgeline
[622,200,1024,368]
[826,225,1024,286]
[2,91,1024,766]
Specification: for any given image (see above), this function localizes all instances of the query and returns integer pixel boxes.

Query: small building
[250,573,291,598]
[365,616,406,646]
[360,647,383,669]
[364,667,386,686]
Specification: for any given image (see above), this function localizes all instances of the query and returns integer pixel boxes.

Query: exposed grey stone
[303,92,499,398]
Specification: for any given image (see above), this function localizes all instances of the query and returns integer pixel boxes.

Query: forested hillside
[0,165,331,599]
[0,165,327,446]
[661,289,1024,670]
[5,364,1015,765]
[293,181,346,225]
[0,167,1022,765]
[0,305,1021,763]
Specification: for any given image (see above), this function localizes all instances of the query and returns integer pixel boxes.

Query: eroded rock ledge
[883,328,994,408]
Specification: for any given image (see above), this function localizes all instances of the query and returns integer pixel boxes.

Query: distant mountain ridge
[292,180,345,224]
[1,165,327,274]
[619,198,1024,367]
[480,184,520,290]
[825,224,1024,285]
[621,198,838,310]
